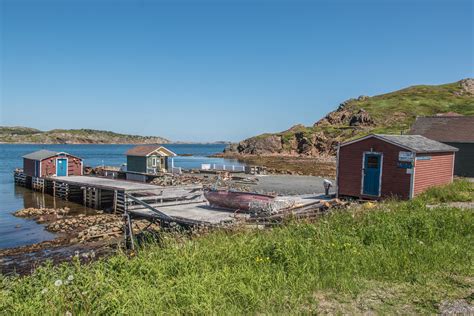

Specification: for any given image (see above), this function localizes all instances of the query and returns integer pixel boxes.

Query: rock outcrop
[456,78,474,95]
[226,134,283,155]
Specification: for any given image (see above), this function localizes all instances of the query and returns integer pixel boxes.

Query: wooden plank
[130,192,203,202]
[125,193,174,221]
[127,198,204,210]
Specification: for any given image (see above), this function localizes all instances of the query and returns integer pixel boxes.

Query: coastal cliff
[0,127,170,144]
[225,79,474,156]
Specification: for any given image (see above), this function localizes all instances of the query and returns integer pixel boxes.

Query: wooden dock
[13,170,335,245]
[13,170,239,226]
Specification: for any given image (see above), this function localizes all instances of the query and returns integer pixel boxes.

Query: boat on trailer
[204,189,275,212]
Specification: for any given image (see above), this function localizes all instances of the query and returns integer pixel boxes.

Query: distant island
[0,127,170,144]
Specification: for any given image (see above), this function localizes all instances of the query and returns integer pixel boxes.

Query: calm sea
[0,144,240,249]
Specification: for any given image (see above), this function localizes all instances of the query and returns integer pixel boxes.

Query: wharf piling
[12,170,208,223]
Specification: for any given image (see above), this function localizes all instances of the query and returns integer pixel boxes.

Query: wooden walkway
[129,202,240,225]
[49,176,165,191]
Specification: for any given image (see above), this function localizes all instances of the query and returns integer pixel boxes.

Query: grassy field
[1,180,473,314]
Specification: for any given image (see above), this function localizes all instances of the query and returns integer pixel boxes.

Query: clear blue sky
[0,0,472,142]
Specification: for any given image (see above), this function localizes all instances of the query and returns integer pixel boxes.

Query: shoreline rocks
[14,207,161,244]
[14,207,70,218]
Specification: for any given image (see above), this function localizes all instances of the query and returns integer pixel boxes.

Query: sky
[0,0,472,142]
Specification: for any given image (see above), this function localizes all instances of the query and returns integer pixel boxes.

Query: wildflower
[67,275,74,281]
[54,279,63,287]
[65,280,70,285]
[65,311,72,316]
[41,288,48,294]
[74,250,80,257]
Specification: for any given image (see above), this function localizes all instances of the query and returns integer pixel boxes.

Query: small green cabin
[125,145,177,174]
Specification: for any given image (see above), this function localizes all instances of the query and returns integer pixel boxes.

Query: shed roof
[409,116,474,143]
[125,145,177,157]
[23,150,62,161]
[341,134,459,153]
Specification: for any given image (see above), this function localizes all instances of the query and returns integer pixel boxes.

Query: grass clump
[419,179,473,203]
[1,182,473,314]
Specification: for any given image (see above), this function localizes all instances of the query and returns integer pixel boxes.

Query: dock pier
[14,170,205,213]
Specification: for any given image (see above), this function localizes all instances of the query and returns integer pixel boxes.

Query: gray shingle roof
[22,150,60,161]
[409,116,474,143]
[374,134,459,153]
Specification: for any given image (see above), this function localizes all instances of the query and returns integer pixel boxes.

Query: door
[362,153,382,196]
[56,158,68,176]
[35,160,41,177]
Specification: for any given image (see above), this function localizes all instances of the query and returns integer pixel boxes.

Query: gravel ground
[427,202,474,209]
[248,175,336,196]
[439,300,474,315]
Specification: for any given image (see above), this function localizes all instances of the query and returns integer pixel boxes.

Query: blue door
[57,158,67,176]
[362,153,382,196]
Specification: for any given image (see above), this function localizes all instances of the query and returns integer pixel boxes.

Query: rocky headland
[224,78,474,157]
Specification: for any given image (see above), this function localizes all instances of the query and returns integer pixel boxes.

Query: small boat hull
[204,190,275,211]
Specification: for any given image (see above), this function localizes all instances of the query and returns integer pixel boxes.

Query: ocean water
[0,144,240,249]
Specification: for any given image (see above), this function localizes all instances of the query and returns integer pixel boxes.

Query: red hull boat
[204,190,275,211]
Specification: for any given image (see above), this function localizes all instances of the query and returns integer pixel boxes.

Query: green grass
[1,181,473,314]
[418,178,474,203]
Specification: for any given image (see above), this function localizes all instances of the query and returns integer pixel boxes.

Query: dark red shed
[22,150,83,178]
[336,134,458,200]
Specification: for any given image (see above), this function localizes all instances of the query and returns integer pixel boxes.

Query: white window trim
[361,151,383,197]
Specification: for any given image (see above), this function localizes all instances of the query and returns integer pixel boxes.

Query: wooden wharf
[13,170,237,227]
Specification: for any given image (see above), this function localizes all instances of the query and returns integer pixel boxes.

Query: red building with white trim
[23,150,83,178]
[336,134,458,200]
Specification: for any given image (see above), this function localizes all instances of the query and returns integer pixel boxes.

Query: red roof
[409,116,474,143]
[125,145,176,157]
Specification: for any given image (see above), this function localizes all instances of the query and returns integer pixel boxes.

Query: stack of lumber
[150,174,208,186]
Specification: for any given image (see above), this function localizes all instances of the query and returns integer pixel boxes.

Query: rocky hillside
[226,79,474,156]
[0,127,170,144]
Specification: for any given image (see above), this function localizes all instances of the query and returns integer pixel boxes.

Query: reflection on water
[0,143,237,249]
[15,185,96,215]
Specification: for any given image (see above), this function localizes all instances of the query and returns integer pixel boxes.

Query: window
[367,156,379,168]
[151,157,157,167]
